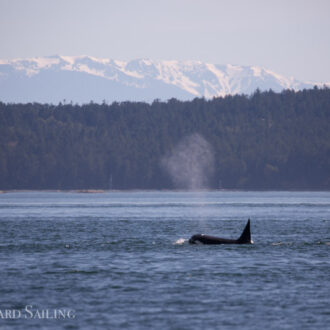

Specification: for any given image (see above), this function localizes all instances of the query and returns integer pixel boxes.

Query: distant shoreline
[1,189,330,194]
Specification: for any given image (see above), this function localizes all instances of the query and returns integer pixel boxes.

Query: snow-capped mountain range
[0,55,326,103]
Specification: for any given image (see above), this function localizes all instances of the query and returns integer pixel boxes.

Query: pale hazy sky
[0,0,329,82]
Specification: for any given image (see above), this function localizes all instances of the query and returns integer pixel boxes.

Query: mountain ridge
[0,55,327,103]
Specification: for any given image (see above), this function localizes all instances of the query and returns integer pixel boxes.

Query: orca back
[189,219,252,245]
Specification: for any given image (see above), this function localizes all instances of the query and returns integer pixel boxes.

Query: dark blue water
[0,191,329,329]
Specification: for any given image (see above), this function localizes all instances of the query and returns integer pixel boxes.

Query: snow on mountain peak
[0,55,326,104]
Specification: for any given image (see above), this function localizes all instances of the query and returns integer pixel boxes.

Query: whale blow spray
[161,134,215,190]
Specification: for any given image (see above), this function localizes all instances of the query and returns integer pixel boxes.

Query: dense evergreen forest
[0,87,329,190]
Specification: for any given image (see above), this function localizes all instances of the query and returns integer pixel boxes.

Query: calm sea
[0,191,329,329]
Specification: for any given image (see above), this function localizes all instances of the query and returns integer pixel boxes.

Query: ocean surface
[0,191,329,329]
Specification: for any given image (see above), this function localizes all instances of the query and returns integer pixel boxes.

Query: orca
[189,219,252,245]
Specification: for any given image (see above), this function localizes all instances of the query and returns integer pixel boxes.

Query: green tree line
[0,87,329,190]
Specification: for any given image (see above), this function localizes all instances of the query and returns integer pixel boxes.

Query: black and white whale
[189,219,252,245]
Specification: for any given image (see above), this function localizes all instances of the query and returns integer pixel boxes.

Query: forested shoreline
[1,87,329,190]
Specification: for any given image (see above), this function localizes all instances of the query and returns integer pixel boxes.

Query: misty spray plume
[161,133,215,190]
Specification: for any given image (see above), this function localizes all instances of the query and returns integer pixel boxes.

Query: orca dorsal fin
[237,219,251,243]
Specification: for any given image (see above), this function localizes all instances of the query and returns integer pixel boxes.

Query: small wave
[173,238,187,245]
[316,241,330,245]
[66,269,101,275]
